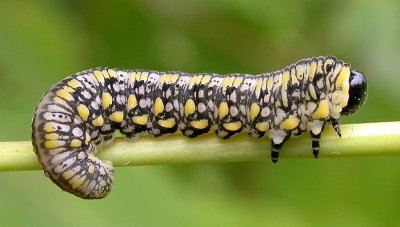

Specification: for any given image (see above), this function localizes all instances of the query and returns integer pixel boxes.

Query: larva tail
[32,87,114,199]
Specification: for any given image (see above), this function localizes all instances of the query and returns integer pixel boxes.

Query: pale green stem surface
[1,122,400,172]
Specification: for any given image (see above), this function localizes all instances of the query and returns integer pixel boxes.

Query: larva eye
[342,70,368,115]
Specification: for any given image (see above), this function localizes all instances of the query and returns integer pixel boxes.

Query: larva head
[341,70,367,115]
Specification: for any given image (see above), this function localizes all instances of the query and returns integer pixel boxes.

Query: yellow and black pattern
[31,56,367,199]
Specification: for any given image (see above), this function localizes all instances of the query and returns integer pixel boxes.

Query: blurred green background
[1,0,400,226]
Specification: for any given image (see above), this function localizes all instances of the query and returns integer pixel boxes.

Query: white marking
[260,107,271,117]
[198,89,204,98]
[139,99,147,108]
[165,102,174,112]
[229,106,238,116]
[77,151,86,160]
[53,156,77,174]
[50,151,72,165]
[173,99,179,110]
[72,127,84,137]
[230,92,237,102]
[165,89,171,98]
[91,101,99,110]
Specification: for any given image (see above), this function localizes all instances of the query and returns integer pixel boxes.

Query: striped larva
[31,56,367,199]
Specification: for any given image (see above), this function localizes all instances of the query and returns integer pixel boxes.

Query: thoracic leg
[331,118,341,137]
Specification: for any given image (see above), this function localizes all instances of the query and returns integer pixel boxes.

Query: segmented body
[32,56,352,199]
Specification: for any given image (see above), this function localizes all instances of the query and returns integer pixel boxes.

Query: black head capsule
[341,70,368,115]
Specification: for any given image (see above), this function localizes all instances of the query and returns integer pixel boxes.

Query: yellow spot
[266,77,273,90]
[154,97,164,116]
[282,70,290,85]
[201,75,211,84]
[256,78,263,91]
[290,68,299,85]
[189,75,201,87]
[223,121,242,131]
[70,139,82,148]
[140,71,149,81]
[109,111,124,123]
[94,70,105,83]
[85,132,91,144]
[170,74,179,83]
[159,73,170,83]
[127,94,137,109]
[196,75,203,84]
[250,103,260,120]
[63,86,75,93]
[62,170,75,180]
[309,61,317,80]
[45,133,59,140]
[281,71,290,107]
[70,175,86,189]
[45,140,65,149]
[92,116,104,127]
[223,77,234,88]
[88,164,95,174]
[133,115,148,125]
[67,79,81,88]
[190,119,209,130]
[281,116,300,130]
[157,119,176,128]
[108,69,118,78]
[296,64,305,79]
[184,99,196,116]
[77,104,90,121]
[218,102,229,119]
[164,74,172,83]
[44,122,56,132]
[255,122,269,132]
[233,77,243,87]
[129,72,138,81]
[102,92,113,109]
[88,153,95,161]
[56,88,73,101]
[342,81,349,95]
[313,100,330,119]
[101,69,110,79]
[315,59,324,76]
[336,66,350,88]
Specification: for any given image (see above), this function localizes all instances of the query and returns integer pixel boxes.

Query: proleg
[31,56,367,199]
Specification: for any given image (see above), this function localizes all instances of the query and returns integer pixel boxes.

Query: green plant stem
[1,122,400,172]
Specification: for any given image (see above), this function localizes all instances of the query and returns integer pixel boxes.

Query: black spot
[312,73,323,86]
[326,64,332,73]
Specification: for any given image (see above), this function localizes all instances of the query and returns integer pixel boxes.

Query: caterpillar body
[31,56,367,199]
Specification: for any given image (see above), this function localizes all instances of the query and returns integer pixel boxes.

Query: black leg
[311,131,321,159]
[331,119,341,137]
[270,135,290,163]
